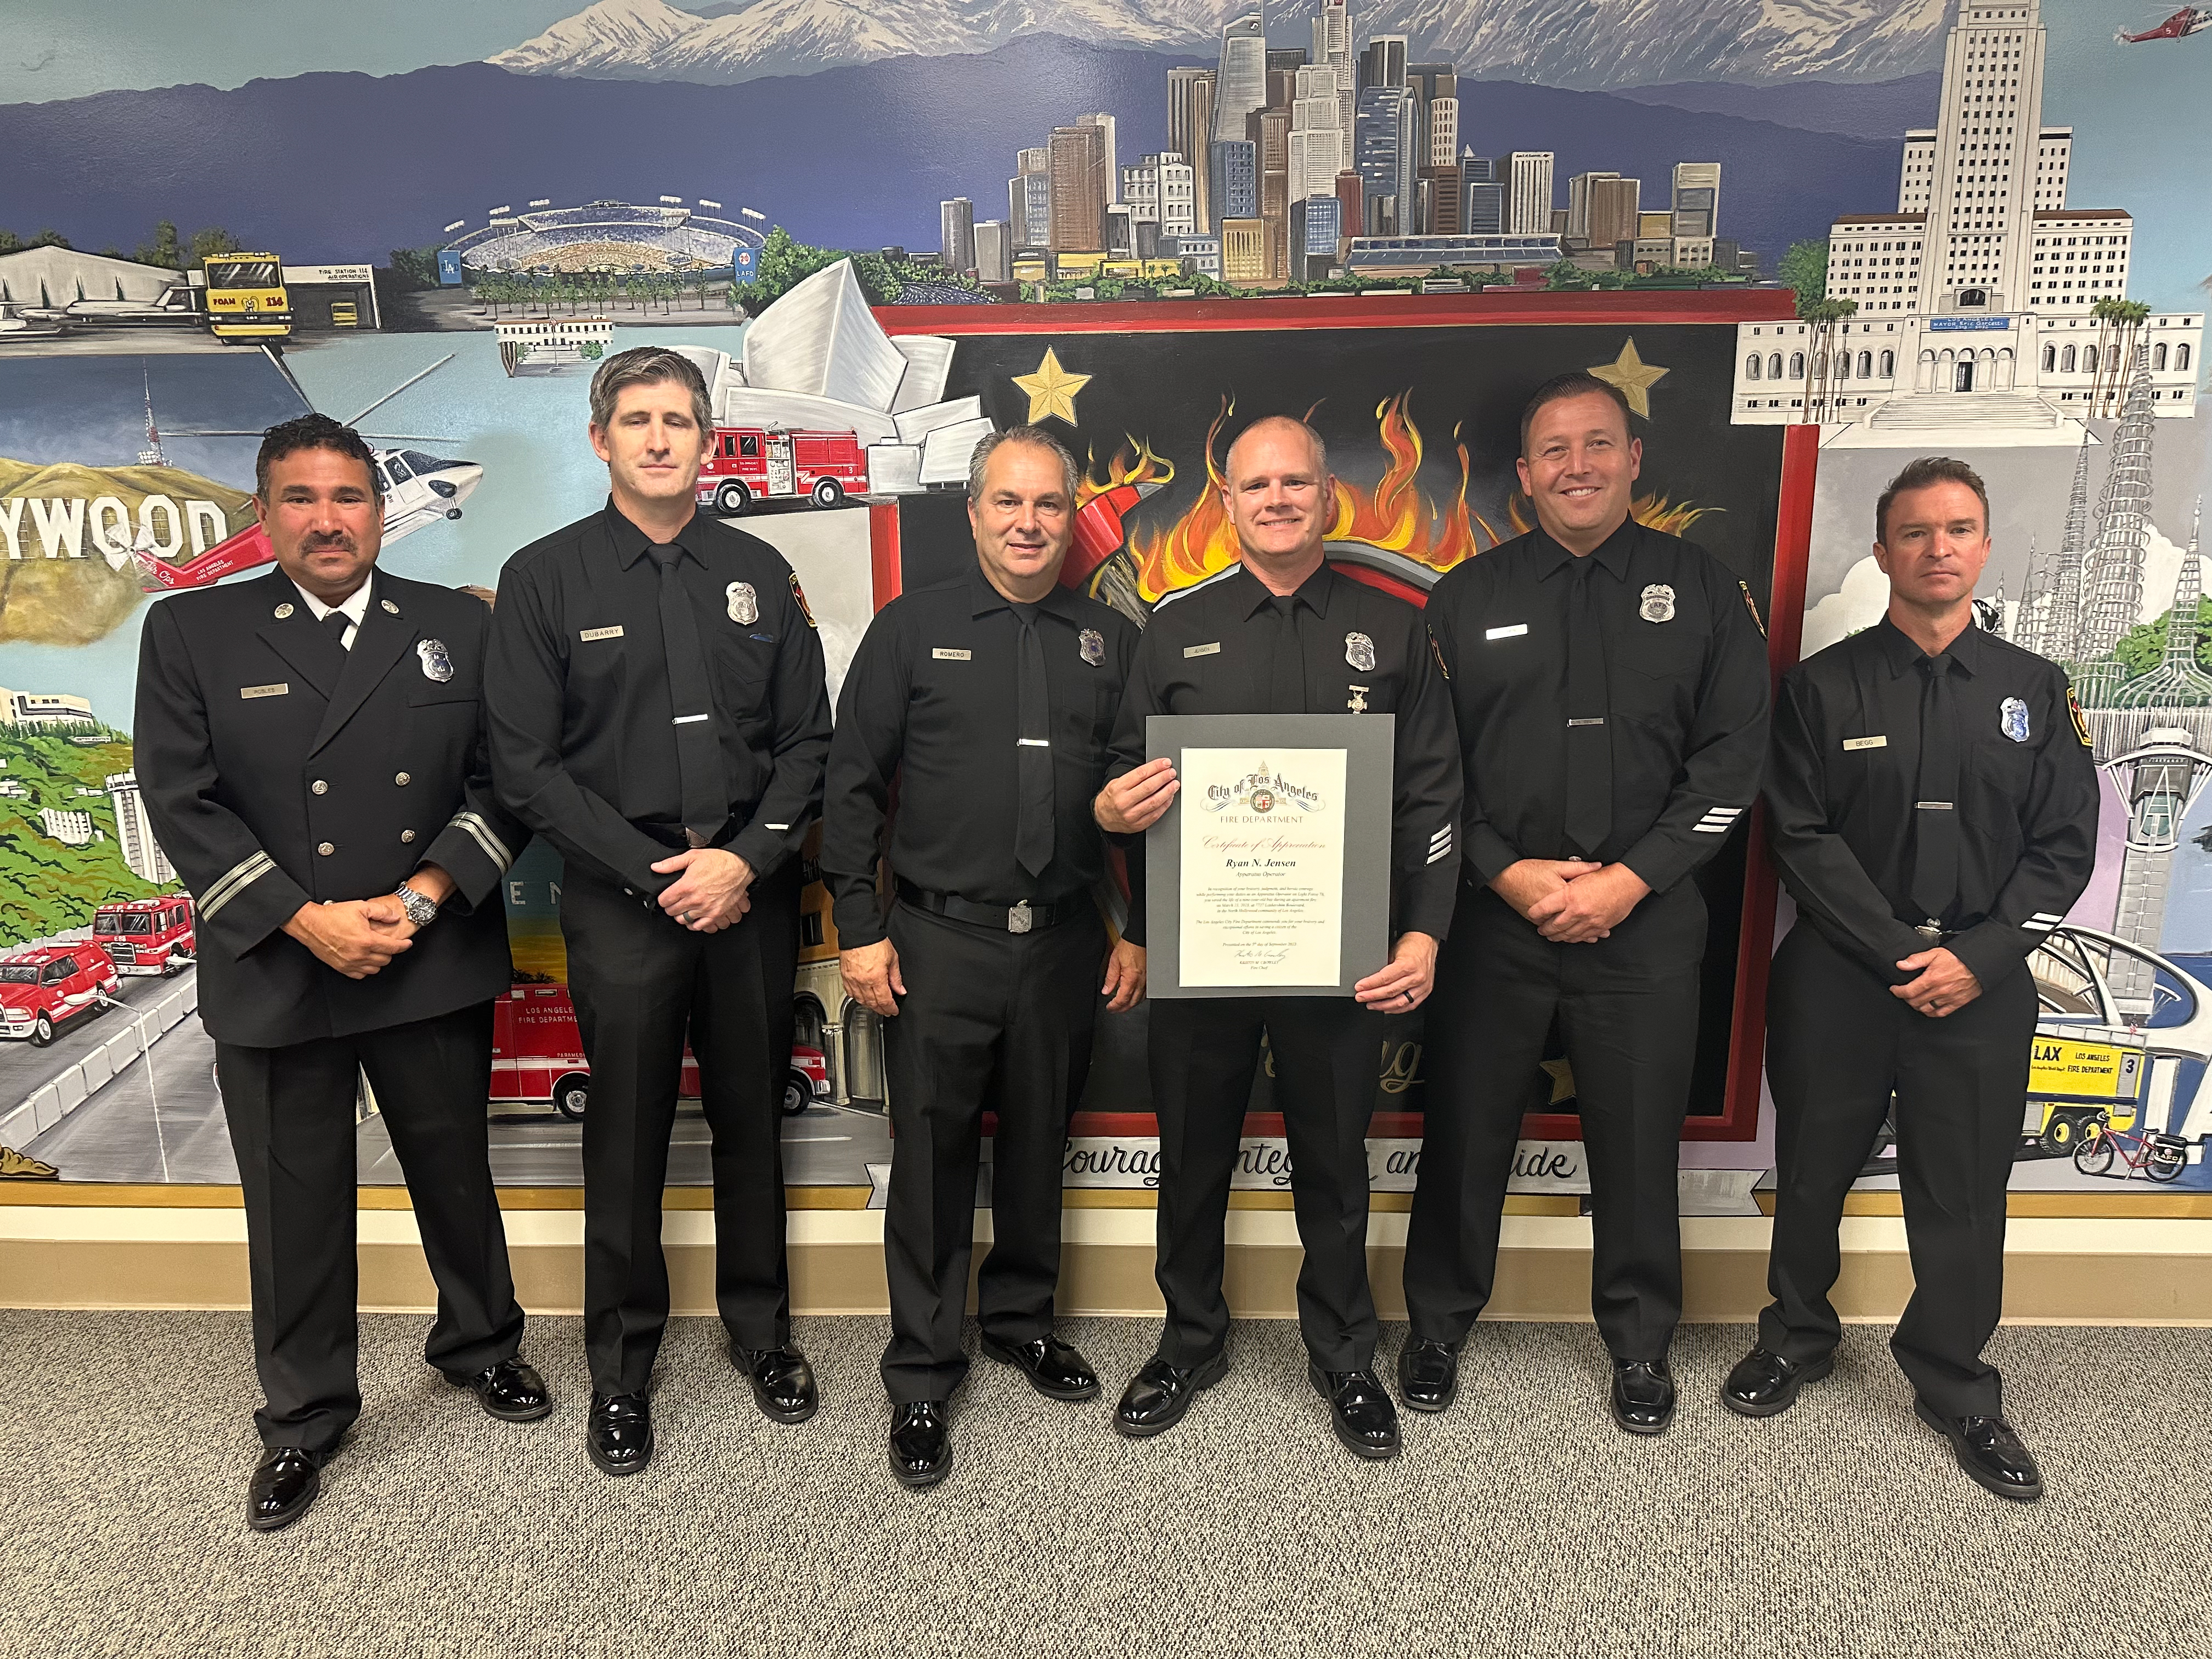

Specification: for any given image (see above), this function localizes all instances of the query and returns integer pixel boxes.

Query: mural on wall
[0,1,2203,1215]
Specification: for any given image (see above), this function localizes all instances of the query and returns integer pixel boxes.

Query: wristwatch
[392,883,441,928]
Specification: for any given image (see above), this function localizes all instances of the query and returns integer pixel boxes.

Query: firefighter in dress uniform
[1403,373,1771,1435]
[823,427,1146,1488]
[135,415,547,1533]
[1723,456,2098,1503]
[1097,415,1462,1462]
[484,348,832,1478]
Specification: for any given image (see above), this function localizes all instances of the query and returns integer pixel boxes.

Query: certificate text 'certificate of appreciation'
[1145,713,1393,1000]
[1178,748,1346,986]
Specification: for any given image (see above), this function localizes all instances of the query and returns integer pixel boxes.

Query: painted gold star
[1540,1057,1578,1105]
[1588,337,1670,419]
[1012,346,1091,426]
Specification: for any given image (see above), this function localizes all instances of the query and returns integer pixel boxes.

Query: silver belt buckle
[1915,919,1945,941]
[1008,901,1032,934]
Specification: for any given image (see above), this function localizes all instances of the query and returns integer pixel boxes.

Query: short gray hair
[968,425,1080,503]
[588,346,713,436]
[1226,414,1328,478]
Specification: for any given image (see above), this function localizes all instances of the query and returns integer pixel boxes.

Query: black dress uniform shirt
[1426,520,1771,895]
[134,568,527,1047]
[484,502,832,895]
[822,568,1141,949]
[1105,561,1462,942]
[1765,616,2099,990]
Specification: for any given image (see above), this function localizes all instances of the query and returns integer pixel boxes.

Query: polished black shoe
[888,1401,952,1488]
[1914,1401,2044,1502]
[1112,1351,1228,1438]
[1396,1338,1460,1414]
[732,1343,819,1424]
[1720,1346,1832,1419]
[980,1332,1101,1402]
[586,1392,653,1477]
[247,1446,323,1533]
[453,1356,554,1423]
[1309,1362,1402,1460]
[1610,1357,1677,1435]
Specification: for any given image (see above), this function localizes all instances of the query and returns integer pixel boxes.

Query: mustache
[302,533,358,553]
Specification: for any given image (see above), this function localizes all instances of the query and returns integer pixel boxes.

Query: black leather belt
[634,818,745,853]
[896,879,1080,934]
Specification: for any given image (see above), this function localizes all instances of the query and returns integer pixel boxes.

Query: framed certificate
[1144,713,1395,998]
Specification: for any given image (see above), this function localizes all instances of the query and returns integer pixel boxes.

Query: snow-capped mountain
[488,0,1951,89]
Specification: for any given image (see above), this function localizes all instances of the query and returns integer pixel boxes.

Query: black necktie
[1267,595,1307,712]
[1014,611,1055,880]
[321,608,352,655]
[1911,653,1962,927]
[1562,557,1612,860]
[648,544,729,849]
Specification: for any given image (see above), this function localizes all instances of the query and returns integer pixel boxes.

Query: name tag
[579,625,624,642]
[1842,735,1887,752]
[1184,641,1222,658]
[931,648,971,661]
[1485,623,1529,641]
[239,683,288,699]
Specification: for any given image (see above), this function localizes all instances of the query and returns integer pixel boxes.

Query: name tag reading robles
[1146,713,1393,998]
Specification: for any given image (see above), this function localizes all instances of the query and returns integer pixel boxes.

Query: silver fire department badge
[416,638,454,683]
[2000,696,2032,743]
[1080,628,1104,666]
[727,581,759,626]
[1639,583,1677,624]
[1345,631,1376,672]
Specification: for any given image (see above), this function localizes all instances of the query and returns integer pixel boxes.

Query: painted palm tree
[2090,297,2152,418]
[1799,295,1857,421]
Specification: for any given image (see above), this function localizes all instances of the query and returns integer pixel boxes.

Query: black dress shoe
[888,1401,952,1488]
[247,1446,322,1533]
[1914,1401,2044,1502]
[454,1357,554,1423]
[980,1333,1101,1402]
[1112,1352,1228,1438]
[1396,1338,1459,1414]
[732,1344,819,1424]
[1308,1363,1401,1460]
[587,1392,653,1477]
[1720,1346,1832,1419]
[1610,1357,1677,1435]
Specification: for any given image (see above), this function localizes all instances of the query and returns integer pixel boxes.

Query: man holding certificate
[1096,416,1462,1462]
[1402,373,1770,1436]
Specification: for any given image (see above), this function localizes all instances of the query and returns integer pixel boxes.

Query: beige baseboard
[5,1206,2209,1325]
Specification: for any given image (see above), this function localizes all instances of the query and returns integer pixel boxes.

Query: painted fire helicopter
[2117,8,2210,43]
[137,348,482,590]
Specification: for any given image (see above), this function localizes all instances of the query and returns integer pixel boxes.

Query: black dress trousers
[1148,996,1384,1372]
[1404,879,1706,1362]
[1761,922,2036,1417]
[879,902,1107,1403]
[560,858,803,1397]
[216,1002,523,1454]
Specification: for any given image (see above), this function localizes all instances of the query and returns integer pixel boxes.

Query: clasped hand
[1492,859,1649,944]
[285,894,416,980]
[652,847,754,932]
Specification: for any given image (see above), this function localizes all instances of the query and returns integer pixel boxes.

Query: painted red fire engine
[697,425,868,515]
[92,895,196,976]
[491,984,828,1120]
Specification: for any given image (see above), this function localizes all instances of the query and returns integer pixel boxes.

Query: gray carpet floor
[2,1311,2208,1659]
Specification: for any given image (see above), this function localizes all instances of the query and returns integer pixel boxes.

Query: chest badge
[417,639,454,683]
[1639,583,1676,624]
[1345,631,1376,672]
[2000,696,2032,743]
[1079,627,1104,667]
[727,582,759,626]
[1347,684,1369,714]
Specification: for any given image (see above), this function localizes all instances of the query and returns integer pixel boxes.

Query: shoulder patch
[1739,580,1765,639]
[2069,689,2092,749]
[788,570,817,629]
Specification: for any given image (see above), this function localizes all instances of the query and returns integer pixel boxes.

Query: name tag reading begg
[1843,735,1888,752]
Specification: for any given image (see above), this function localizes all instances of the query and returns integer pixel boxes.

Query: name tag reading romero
[240,682,289,699]
[931,648,971,661]
[580,625,624,642]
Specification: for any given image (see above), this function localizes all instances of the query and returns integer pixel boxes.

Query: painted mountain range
[489,0,1952,90]
[0,39,1905,266]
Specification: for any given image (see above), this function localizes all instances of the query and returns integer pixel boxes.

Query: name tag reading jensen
[931,648,972,661]
[1485,624,1530,640]
[240,682,289,699]
[1843,735,1888,752]
[580,626,624,642]
[1184,642,1222,658]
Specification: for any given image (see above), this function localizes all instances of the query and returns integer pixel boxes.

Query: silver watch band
[393,883,440,928]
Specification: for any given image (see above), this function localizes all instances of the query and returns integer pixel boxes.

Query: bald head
[1226,415,1328,484]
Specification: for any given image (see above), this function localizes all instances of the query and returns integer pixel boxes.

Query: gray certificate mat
[1145,713,1395,998]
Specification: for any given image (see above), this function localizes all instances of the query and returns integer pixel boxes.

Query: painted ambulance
[0,943,121,1047]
